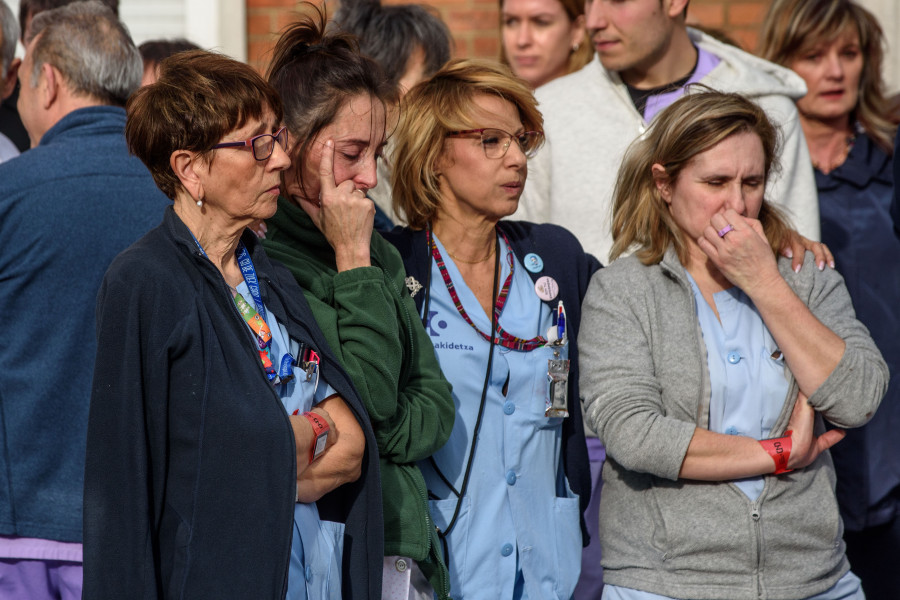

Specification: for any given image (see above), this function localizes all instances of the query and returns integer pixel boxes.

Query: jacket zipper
[752,502,763,599]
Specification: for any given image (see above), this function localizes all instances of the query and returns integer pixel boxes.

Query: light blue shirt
[420,235,581,600]
[236,283,343,600]
[686,273,789,500]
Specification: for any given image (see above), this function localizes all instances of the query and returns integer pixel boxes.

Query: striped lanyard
[428,227,547,351]
[190,233,293,383]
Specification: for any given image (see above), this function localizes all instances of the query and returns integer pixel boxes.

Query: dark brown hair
[266,3,394,200]
[126,50,283,200]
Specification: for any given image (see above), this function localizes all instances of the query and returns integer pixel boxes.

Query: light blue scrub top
[420,235,581,600]
[686,273,789,500]
[601,276,862,600]
[236,283,343,600]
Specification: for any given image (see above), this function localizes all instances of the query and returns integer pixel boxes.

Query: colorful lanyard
[190,233,294,383]
[428,227,547,351]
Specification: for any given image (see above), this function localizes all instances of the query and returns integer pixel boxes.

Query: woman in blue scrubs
[760,3,900,597]
[83,51,379,599]
[382,58,599,599]
[580,90,887,600]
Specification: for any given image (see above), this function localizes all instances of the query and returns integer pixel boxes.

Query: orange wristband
[302,411,329,464]
[759,430,793,475]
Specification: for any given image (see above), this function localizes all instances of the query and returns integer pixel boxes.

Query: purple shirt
[642,47,721,122]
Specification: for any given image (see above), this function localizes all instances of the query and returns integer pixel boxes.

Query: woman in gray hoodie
[580,89,887,600]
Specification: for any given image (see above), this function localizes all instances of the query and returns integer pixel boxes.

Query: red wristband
[759,430,793,475]
[302,411,329,464]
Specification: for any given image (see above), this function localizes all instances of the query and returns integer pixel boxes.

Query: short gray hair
[27,0,140,106]
[0,1,19,77]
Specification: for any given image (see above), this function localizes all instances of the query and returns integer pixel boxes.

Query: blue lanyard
[235,243,267,324]
[190,232,295,384]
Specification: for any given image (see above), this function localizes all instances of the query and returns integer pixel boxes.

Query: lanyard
[428,227,547,351]
[189,233,294,383]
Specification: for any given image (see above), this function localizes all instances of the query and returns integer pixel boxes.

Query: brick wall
[246,0,773,71]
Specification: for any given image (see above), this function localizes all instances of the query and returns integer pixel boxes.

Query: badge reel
[544,300,570,418]
[299,346,320,392]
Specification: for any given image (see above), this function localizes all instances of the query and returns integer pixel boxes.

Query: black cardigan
[83,207,382,599]
[382,220,601,543]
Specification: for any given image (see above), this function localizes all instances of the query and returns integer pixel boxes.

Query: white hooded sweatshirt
[517,29,819,265]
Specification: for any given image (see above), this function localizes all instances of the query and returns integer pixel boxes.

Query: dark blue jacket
[817,132,900,530]
[0,106,168,543]
[84,208,382,599]
[382,221,600,543]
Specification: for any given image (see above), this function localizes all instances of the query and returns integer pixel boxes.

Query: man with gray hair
[0,3,167,598]
[0,0,20,161]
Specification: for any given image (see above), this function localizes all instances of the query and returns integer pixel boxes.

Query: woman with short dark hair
[82,50,380,599]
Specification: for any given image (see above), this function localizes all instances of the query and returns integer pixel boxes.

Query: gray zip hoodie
[579,250,887,599]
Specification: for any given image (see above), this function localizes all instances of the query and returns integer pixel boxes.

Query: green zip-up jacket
[263,197,455,598]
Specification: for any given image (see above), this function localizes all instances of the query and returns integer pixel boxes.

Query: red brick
[730,28,759,53]
[686,3,725,28]
[249,39,276,62]
[472,36,499,59]
[727,2,768,27]
[446,9,498,33]
[246,0,294,9]
[276,8,304,30]
[247,13,274,36]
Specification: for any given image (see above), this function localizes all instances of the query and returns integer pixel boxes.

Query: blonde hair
[611,89,793,266]
[498,0,593,82]
[759,0,896,153]
[391,58,543,229]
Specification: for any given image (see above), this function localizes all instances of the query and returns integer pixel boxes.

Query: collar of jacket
[40,105,127,147]
[815,131,892,190]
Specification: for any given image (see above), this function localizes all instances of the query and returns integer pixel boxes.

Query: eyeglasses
[212,126,288,161]
[445,128,543,159]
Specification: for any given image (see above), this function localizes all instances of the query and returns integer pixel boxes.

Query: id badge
[546,355,570,418]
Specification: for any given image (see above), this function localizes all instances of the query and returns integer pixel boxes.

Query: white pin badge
[534,276,559,301]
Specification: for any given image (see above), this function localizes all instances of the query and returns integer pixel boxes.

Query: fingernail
[794,264,801,273]
[829,260,835,269]
[784,248,793,258]
[818,261,825,271]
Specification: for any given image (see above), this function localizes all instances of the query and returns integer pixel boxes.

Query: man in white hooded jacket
[517,0,818,265]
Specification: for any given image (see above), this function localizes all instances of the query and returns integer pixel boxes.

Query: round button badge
[524,253,544,273]
[534,276,559,301]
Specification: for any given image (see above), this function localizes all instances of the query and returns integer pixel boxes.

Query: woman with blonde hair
[581,89,887,600]
[760,5,900,596]
[500,0,592,89]
[383,58,597,599]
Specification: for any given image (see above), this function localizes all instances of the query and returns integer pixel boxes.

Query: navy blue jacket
[817,132,900,530]
[0,106,168,543]
[382,221,600,543]
[83,208,382,599]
